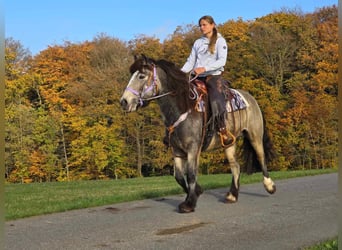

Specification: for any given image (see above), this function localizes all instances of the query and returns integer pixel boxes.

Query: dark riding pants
[198,75,227,129]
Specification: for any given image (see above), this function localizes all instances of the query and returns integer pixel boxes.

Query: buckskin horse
[120,55,276,213]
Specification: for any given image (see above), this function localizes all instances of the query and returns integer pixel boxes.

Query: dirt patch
[104,206,150,213]
[105,207,121,213]
[156,222,211,235]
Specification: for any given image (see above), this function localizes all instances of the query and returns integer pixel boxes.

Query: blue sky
[6,0,337,55]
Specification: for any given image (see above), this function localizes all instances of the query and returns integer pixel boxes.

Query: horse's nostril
[120,99,127,108]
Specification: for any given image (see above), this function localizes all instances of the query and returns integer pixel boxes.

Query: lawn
[5,168,337,221]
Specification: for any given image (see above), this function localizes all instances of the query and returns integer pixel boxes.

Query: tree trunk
[135,129,142,177]
[60,124,69,181]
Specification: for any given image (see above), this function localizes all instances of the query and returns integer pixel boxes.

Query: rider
[181,15,233,146]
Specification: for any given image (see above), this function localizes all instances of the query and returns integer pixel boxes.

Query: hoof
[267,185,276,194]
[264,177,276,194]
[225,192,237,203]
[263,177,276,194]
[178,202,195,213]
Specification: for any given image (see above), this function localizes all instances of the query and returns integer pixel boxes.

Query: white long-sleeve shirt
[181,33,228,77]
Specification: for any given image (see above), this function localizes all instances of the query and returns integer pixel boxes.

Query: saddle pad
[226,89,249,112]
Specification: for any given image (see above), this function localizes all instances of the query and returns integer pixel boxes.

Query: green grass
[303,238,338,250]
[5,168,337,221]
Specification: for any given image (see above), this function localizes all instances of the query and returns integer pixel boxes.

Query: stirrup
[219,130,236,148]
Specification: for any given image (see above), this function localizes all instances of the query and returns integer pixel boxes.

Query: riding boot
[206,75,235,147]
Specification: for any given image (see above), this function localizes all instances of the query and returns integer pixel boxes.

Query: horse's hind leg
[224,145,240,203]
[250,136,276,194]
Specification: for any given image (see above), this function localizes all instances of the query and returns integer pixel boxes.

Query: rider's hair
[198,15,217,54]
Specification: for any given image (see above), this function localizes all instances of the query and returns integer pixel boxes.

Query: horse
[120,55,276,213]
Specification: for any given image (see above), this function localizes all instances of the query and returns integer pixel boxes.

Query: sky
[5,0,337,55]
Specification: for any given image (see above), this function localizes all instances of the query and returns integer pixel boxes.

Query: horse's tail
[241,115,275,174]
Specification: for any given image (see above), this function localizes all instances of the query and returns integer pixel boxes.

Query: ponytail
[209,28,218,54]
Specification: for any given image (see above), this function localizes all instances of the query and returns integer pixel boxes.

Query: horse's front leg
[177,152,203,213]
[174,156,188,195]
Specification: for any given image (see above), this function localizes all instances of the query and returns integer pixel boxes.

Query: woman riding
[181,15,233,146]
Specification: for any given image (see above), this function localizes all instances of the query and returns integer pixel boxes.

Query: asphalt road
[5,173,338,250]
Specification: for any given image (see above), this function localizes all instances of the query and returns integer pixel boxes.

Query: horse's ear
[141,54,155,66]
[141,54,148,63]
[133,54,145,61]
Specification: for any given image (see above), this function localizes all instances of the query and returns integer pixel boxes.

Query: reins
[141,91,174,102]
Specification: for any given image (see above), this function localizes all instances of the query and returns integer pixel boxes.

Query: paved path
[5,173,338,250]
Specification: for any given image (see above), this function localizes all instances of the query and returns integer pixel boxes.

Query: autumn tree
[5,38,32,182]
[247,10,305,92]
[65,35,134,179]
[5,38,60,182]
[276,6,337,170]
[128,35,164,59]
[163,24,200,67]
[219,18,251,81]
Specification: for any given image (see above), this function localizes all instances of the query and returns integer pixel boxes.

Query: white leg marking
[263,176,275,193]
[226,192,237,202]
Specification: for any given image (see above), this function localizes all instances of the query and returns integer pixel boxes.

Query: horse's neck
[156,72,191,126]
[158,96,187,127]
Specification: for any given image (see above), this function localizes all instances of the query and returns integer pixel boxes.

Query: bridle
[124,63,193,141]
[125,64,173,107]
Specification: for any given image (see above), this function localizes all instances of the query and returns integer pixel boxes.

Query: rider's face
[199,20,215,37]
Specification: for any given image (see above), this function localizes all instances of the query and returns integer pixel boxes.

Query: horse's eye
[138,74,146,80]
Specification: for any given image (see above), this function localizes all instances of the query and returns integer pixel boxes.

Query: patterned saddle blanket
[192,79,248,113]
[225,88,248,112]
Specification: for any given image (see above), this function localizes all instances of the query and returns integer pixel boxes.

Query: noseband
[125,64,173,106]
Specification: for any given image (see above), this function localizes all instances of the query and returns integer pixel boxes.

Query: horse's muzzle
[120,97,140,112]
[120,98,128,110]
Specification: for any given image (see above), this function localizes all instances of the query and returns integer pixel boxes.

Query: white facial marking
[120,71,141,112]
[127,71,139,88]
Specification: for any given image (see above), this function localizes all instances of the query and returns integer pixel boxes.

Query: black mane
[156,59,189,92]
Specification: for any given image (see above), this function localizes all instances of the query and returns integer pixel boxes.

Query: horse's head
[120,55,190,113]
[120,55,160,112]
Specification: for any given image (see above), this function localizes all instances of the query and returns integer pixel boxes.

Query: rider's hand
[194,67,206,75]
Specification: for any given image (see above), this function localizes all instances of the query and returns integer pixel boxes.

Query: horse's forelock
[129,59,143,74]
[129,57,156,74]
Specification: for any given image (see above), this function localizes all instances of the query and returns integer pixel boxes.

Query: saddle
[191,79,247,150]
[192,79,247,113]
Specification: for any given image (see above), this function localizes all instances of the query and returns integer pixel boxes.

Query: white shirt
[181,33,228,77]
